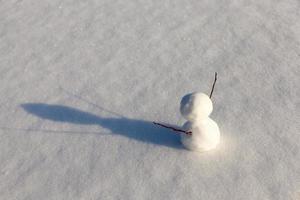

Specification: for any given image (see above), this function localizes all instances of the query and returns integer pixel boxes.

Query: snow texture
[1,0,300,199]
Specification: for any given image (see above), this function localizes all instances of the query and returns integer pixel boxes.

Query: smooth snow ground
[0,0,300,199]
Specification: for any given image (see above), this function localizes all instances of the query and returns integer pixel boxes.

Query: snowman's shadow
[21,103,182,149]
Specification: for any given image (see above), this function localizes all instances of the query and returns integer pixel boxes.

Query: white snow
[1,0,300,199]
[181,118,220,152]
[180,92,213,121]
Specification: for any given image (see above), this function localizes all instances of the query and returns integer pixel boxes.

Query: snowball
[180,92,213,121]
[181,118,220,151]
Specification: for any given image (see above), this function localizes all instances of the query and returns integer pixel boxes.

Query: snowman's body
[180,92,220,151]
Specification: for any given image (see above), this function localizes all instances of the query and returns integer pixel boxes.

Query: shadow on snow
[21,103,183,149]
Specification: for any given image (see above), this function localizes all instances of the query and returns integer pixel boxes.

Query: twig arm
[209,72,218,99]
[153,122,192,135]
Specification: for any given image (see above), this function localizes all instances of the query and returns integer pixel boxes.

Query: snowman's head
[180,92,213,121]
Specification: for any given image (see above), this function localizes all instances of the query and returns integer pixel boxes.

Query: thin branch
[209,72,218,99]
[153,122,192,135]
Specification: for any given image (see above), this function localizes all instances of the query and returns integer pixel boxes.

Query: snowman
[180,92,220,151]
[179,73,220,151]
[153,73,220,151]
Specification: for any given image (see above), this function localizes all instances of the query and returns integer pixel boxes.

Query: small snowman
[180,92,220,151]
[180,73,220,151]
[154,72,220,152]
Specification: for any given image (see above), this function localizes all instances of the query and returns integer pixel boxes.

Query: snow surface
[1,0,300,199]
